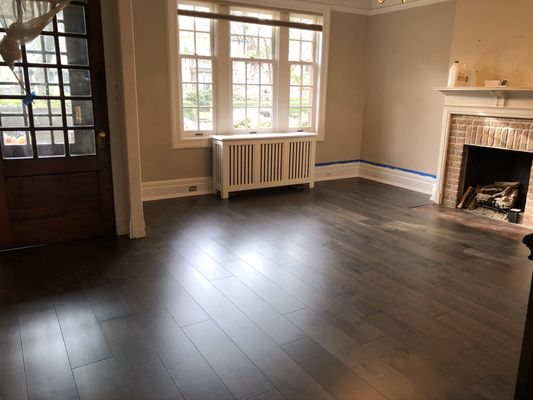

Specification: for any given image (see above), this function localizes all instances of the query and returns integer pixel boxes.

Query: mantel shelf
[435,87,533,107]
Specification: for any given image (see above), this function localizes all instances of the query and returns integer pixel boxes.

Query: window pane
[66,100,94,126]
[197,59,212,82]
[179,15,194,30]
[0,66,25,95]
[260,63,273,84]
[259,109,272,128]
[198,84,212,106]
[247,108,259,127]
[1,131,33,159]
[289,40,300,62]
[301,108,312,127]
[247,63,260,84]
[233,108,247,129]
[26,35,57,64]
[182,84,198,106]
[33,99,63,127]
[199,107,213,130]
[232,85,246,107]
[196,32,211,56]
[301,41,313,62]
[183,108,198,131]
[62,69,91,96]
[258,38,272,59]
[247,85,259,107]
[29,68,60,96]
[289,108,300,128]
[0,100,30,128]
[302,65,314,85]
[36,130,66,158]
[195,17,210,32]
[181,58,197,83]
[59,37,89,65]
[230,36,245,58]
[260,86,272,107]
[69,129,96,156]
[301,87,313,107]
[290,87,301,107]
[232,61,246,83]
[57,5,86,34]
[179,31,195,55]
[290,65,302,85]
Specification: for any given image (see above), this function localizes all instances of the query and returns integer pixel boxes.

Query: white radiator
[211,133,317,198]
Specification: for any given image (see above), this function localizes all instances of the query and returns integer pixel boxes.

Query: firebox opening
[461,145,533,216]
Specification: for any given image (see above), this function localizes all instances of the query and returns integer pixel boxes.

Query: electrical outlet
[189,185,197,192]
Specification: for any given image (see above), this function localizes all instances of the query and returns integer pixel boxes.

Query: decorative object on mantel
[447,61,473,87]
[485,79,510,88]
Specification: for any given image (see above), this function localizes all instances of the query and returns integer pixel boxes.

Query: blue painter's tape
[315,159,437,180]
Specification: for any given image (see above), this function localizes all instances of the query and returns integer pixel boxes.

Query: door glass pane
[62,69,91,96]
[0,100,30,128]
[57,5,86,34]
[0,66,26,95]
[26,35,57,64]
[33,99,63,127]
[29,68,60,96]
[59,37,89,66]
[1,131,33,159]
[68,129,95,156]
[36,130,66,158]
[66,100,93,126]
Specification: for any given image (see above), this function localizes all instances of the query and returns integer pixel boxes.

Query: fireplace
[439,113,533,225]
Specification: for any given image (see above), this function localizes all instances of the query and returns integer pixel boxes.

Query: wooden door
[0,0,115,249]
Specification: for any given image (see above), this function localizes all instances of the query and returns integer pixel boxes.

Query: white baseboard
[142,161,436,201]
[142,177,213,201]
[358,162,436,195]
[315,162,360,182]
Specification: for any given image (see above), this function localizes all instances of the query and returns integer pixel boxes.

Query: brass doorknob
[97,130,106,149]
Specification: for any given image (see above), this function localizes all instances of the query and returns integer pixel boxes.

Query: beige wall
[316,11,368,164]
[130,1,368,182]
[361,1,456,175]
[451,0,533,87]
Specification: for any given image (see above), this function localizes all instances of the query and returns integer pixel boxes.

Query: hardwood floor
[0,178,531,400]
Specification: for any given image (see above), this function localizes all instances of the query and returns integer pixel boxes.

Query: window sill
[173,132,324,149]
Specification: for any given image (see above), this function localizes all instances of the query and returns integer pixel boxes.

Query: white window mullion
[276,12,290,133]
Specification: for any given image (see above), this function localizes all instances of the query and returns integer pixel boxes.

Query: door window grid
[178,2,215,133]
[0,1,96,160]
[230,9,275,131]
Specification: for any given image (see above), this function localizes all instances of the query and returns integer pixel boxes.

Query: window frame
[167,0,330,149]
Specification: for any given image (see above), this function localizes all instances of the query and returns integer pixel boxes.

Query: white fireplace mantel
[433,87,533,205]
[435,87,533,108]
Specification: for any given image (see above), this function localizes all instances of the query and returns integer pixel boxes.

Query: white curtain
[0,0,71,67]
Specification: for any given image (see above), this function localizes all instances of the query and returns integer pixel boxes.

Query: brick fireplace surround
[441,114,533,225]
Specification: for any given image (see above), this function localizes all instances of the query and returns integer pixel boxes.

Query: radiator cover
[211,133,317,198]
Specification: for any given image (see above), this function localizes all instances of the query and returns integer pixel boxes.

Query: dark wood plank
[116,277,235,400]
[0,307,27,400]
[184,320,273,400]
[54,292,111,368]
[100,316,183,400]
[213,276,306,346]
[20,308,78,400]
[283,337,386,400]
[72,358,132,400]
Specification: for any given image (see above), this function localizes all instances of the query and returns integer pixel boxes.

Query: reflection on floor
[0,178,530,400]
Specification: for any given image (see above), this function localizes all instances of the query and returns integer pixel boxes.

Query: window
[169,1,329,147]
[0,2,97,160]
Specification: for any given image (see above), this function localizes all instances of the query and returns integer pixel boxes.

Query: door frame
[100,0,145,238]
